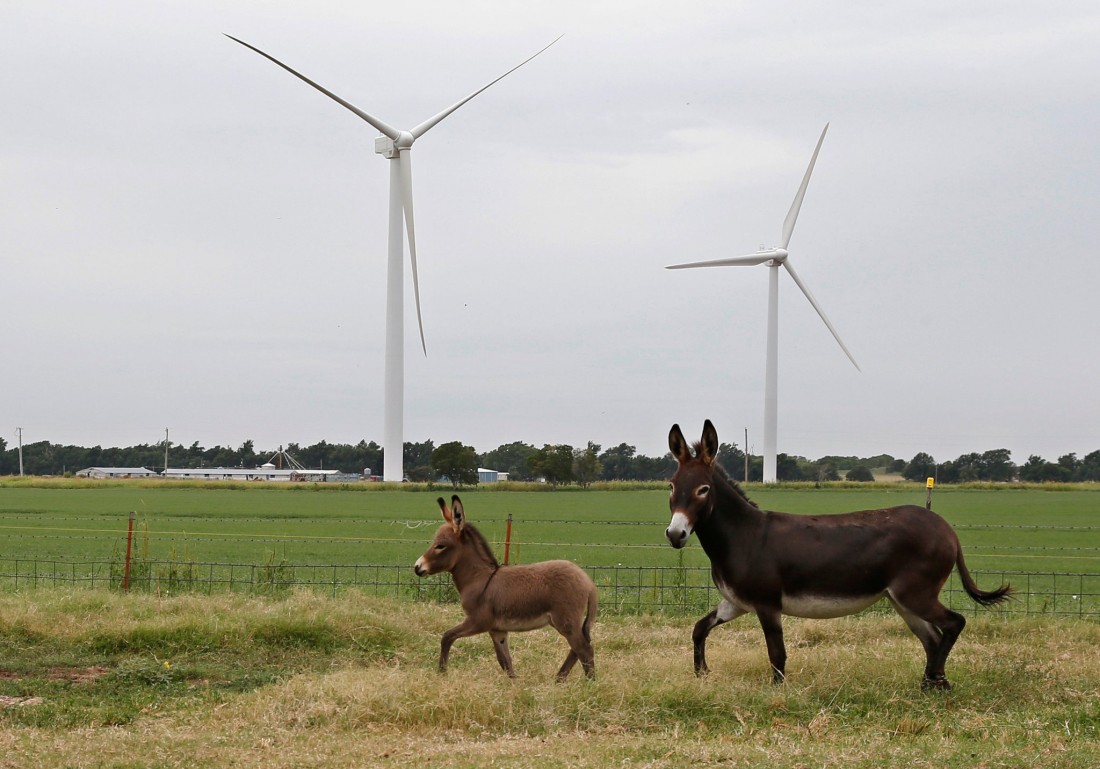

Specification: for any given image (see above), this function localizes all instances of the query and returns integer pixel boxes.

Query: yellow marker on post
[926,477,935,509]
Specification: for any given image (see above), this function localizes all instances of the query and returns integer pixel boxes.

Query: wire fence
[1,555,1096,618]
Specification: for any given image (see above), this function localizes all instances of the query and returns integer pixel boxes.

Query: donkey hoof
[921,677,951,692]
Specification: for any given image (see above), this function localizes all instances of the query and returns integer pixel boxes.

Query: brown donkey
[666,420,1012,690]
[414,495,597,680]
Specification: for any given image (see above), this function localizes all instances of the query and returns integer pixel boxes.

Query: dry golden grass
[1,590,1097,768]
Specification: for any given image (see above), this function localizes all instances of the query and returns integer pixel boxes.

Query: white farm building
[163,463,340,482]
[76,467,160,479]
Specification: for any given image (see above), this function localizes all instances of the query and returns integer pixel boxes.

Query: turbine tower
[667,124,859,483]
[226,35,559,481]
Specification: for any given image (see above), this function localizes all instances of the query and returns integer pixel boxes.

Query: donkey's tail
[582,585,598,643]
[957,547,1012,607]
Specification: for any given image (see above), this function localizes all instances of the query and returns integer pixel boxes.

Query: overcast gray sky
[4,1,1098,464]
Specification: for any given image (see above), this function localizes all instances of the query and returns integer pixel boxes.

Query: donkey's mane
[463,523,500,569]
[692,440,760,510]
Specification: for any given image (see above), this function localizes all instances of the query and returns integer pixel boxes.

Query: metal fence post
[123,511,136,593]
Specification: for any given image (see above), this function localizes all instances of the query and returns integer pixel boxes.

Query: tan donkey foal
[414,495,597,680]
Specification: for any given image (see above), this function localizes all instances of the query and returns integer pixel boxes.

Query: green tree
[815,460,841,482]
[1019,455,1067,483]
[982,449,1015,482]
[598,443,637,480]
[1079,450,1100,482]
[573,442,602,488]
[529,444,574,487]
[903,452,937,482]
[776,453,803,481]
[239,440,257,468]
[432,442,479,488]
[716,442,747,480]
[479,441,537,481]
[846,466,875,482]
[634,452,677,481]
[401,440,435,482]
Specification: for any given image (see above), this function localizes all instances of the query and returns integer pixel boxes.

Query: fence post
[123,511,135,592]
[503,514,513,565]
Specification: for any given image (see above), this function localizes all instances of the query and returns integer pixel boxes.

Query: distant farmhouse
[76,467,160,479]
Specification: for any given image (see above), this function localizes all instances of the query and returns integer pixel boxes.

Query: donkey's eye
[696,485,711,498]
[434,544,446,552]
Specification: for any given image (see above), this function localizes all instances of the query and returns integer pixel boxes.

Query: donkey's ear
[700,419,719,464]
[669,423,691,463]
[450,495,466,531]
[437,496,454,526]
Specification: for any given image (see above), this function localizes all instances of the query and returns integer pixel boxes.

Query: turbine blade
[781,123,829,249]
[409,35,563,139]
[225,34,402,140]
[398,150,427,356]
[782,260,860,371]
[666,251,778,269]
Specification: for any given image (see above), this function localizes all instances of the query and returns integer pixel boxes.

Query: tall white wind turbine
[226,35,559,482]
[666,124,859,483]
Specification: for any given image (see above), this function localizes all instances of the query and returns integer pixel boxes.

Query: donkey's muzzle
[413,557,428,577]
[665,512,692,548]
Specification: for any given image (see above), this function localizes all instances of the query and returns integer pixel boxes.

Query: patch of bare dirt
[0,666,111,683]
[47,666,110,683]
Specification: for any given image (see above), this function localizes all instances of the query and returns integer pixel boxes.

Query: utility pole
[17,427,24,476]
[163,428,169,477]
[744,427,749,483]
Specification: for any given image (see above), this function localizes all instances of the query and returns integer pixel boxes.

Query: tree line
[2,435,1098,485]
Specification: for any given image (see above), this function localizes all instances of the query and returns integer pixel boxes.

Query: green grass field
[1,482,1098,574]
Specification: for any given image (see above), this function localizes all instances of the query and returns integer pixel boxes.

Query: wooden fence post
[503,514,513,565]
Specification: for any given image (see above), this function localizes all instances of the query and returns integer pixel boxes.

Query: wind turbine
[226,34,560,482]
[666,124,859,483]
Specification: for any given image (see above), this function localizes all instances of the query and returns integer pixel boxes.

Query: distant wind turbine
[666,124,859,483]
[226,34,560,482]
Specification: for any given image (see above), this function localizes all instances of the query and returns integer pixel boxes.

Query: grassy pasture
[1,482,1098,574]
[0,589,1098,768]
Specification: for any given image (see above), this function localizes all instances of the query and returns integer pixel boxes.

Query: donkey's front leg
[693,600,745,676]
[489,631,516,678]
[755,607,787,684]
[439,619,481,673]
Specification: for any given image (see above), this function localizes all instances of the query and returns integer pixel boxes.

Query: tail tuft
[958,547,1013,606]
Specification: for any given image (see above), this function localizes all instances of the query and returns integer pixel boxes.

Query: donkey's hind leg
[555,630,595,681]
[552,616,595,681]
[920,602,966,690]
[889,592,966,690]
[489,631,516,678]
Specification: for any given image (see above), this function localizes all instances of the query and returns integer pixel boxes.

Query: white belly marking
[781,593,885,619]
